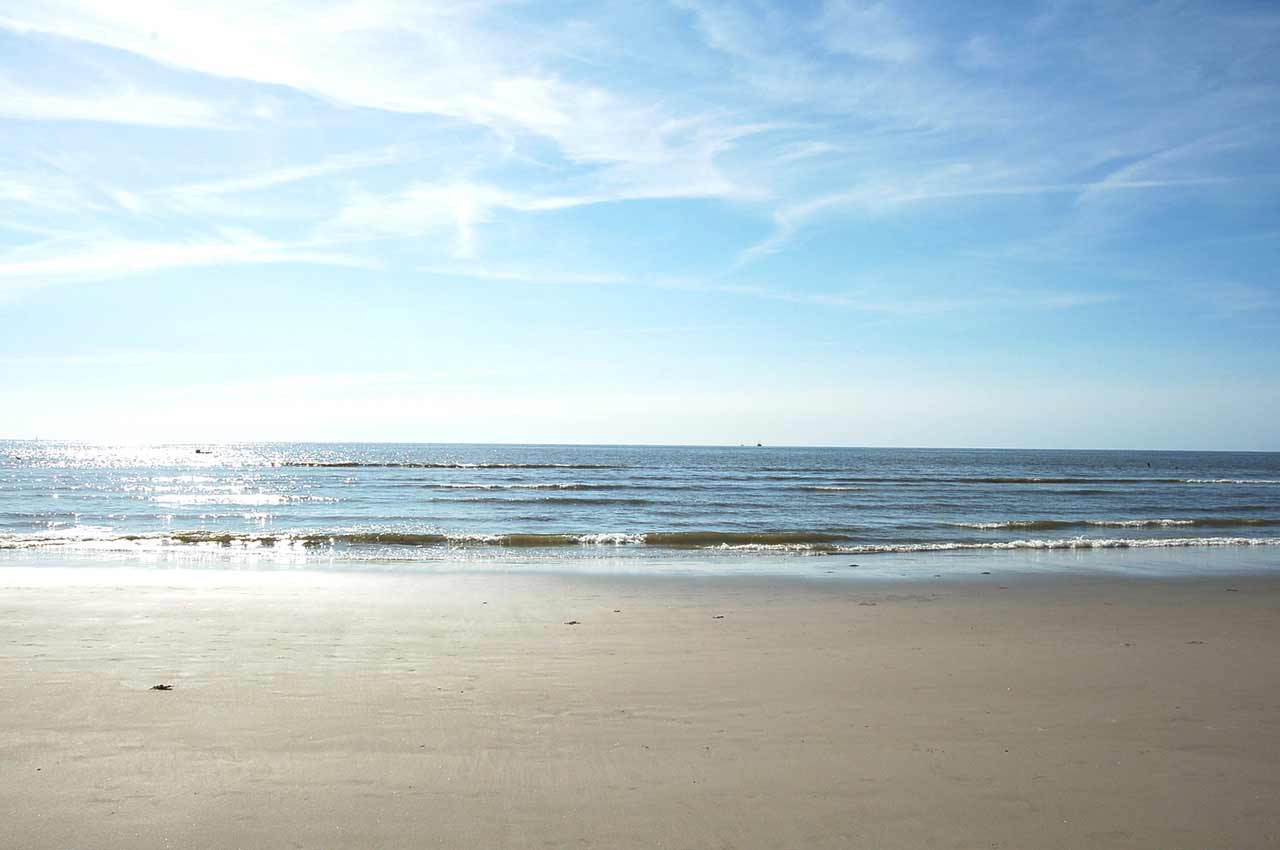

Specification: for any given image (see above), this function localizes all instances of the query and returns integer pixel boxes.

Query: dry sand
[2,566,1279,849]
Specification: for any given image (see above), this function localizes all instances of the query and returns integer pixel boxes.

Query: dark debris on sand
[150,684,173,691]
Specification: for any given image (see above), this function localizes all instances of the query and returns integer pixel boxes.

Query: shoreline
[3,565,1280,848]
[1,540,1278,583]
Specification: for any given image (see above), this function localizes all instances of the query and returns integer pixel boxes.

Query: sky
[1,0,1278,449]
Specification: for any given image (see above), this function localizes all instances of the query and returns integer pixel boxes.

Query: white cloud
[674,0,782,59]
[1,0,1276,306]
[419,265,626,286]
[0,74,230,128]
[0,230,373,292]
[671,279,1115,315]
[1073,131,1251,208]
[0,169,99,213]
[155,147,403,208]
[324,154,760,257]
[0,0,769,260]
[404,262,1115,315]
[325,181,514,258]
[956,34,1003,70]
[1182,280,1280,318]
[737,171,1239,267]
[818,0,925,64]
[0,2,740,171]
[776,141,843,163]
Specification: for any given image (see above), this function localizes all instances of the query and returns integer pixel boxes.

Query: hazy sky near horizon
[1,0,1278,448]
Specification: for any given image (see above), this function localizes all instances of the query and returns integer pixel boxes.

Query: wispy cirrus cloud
[0,1,745,172]
[324,182,514,258]
[0,87,226,129]
[665,278,1117,315]
[817,0,927,64]
[0,229,373,295]
[738,173,1243,268]
[1,1,774,265]
[419,265,627,286]
[152,147,405,210]
[1180,280,1280,319]
[408,262,1115,316]
[324,147,762,257]
[0,0,1276,323]
[0,73,231,128]
[0,168,101,214]
[670,1,1280,271]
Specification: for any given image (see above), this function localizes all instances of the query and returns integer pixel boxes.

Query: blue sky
[1,0,1278,448]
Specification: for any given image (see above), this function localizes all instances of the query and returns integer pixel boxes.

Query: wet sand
[2,566,1279,849]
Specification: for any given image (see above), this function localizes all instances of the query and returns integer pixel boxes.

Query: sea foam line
[3,530,1280,556]
[950,518,1280,531]
[822,537,1280,554]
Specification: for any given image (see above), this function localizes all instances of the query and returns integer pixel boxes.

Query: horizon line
[1,438,1276,454]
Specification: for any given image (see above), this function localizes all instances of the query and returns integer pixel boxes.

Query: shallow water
[2,441,1278,574]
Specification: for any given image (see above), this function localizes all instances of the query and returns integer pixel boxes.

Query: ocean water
[2,441,1279,577]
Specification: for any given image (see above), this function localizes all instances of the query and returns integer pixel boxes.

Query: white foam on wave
[8,524,118,542]
[429,483,502,490]
[954,519,1197,530]
[152,493,336,506]
[830,536,1280,554]
[1088,519,1195,527]
[707,536,1280,554]
[575,532,648,546]
[955,521,1069,530]
[3,530,1279,558]
[712,542,837,553]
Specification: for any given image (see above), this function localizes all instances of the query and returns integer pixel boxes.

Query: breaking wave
[951,518,1280,531]
[828,537,1280,554]
[3,529,1279,557]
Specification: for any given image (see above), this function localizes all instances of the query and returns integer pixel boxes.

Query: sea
[2,441,1279,579]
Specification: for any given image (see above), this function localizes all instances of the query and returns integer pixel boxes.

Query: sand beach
[2,565,1278,849]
